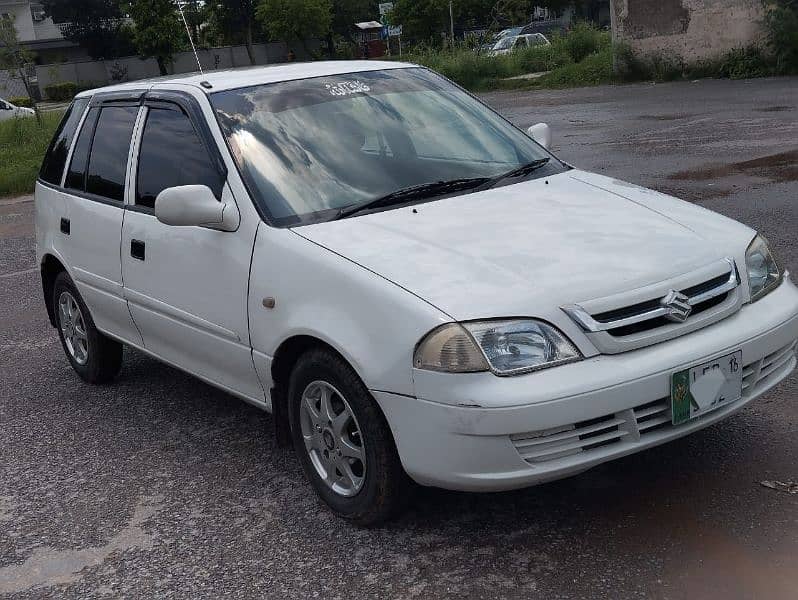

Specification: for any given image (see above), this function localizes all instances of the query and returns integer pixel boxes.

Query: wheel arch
[41,253,67,328]
[269,334,369,448]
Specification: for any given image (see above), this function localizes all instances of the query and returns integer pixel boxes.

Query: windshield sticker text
[325,81,371,96]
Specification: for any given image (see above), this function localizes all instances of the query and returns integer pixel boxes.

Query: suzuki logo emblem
[660,290,692,323]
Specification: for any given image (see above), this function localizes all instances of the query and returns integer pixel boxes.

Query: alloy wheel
[58,291,89,365]
[299,380,366,497]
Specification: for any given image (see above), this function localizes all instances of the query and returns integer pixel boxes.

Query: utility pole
[449,1,455,47]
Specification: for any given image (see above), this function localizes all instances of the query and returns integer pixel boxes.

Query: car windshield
[498,27,522,38]
[212,67,561,226]
[493,36,516,50]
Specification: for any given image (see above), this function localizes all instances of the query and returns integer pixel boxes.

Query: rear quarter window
[39,97,90,185]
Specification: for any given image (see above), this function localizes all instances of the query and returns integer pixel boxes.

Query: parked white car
[0,97,34,121]
[489,33,550,55]
[35,62,798,525]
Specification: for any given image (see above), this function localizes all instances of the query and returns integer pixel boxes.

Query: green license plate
[671,350,743,426]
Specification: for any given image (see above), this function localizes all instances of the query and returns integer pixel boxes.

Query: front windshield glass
[212,67,561,226]
[494,36,516,50]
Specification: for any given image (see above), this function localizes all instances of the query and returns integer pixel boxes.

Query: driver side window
[135,105,223,209]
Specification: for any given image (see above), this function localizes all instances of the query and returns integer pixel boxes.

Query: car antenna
[176,1,203,75]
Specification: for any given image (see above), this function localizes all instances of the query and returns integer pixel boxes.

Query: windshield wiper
[482,157,551,188]
[334,177,490,220]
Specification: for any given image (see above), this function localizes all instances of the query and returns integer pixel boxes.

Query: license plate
[671,350,743,425]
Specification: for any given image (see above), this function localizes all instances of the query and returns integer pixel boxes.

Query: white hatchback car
[489,33,550,56]
[36,62,798,525]
[0,97,35,121]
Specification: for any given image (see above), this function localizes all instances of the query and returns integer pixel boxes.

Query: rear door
[47,93,142,344]
[120,91,262,401]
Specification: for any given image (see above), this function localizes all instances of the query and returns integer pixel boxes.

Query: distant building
[0,1,88,63]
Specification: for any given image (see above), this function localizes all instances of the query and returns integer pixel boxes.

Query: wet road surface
[2,77,798,599]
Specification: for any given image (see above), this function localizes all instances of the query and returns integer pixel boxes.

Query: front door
[120,95,262,401]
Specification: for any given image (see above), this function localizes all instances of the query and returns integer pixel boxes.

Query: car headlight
[414,319,581,376]
[746,234,782,302]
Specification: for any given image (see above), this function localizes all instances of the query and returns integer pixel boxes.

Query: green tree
[127,0,186,76]
[392,0,572,45]
[0,15,39,120]
[205,0,259,65]
[764,0,798,74]
[331,0,375,40]
[40,0,135,60]
[326,0,375,58]
[256,0,332,57]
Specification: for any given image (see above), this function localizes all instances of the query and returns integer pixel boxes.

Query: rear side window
[86,106,139,202]
[135,107,223,209]
[39,97,89,185]
[65,107,99,191]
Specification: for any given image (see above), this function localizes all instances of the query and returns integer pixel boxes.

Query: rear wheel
[288,349,411,526]
[53,271,123,383]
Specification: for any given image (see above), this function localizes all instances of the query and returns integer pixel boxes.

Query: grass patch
[0,111,62,198]
[402,18,791,93]
[403,24,616,91]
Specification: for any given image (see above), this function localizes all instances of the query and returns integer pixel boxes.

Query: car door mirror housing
[527,123,551,150]
[155,185,228,228]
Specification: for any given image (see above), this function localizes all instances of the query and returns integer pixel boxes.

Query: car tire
[53,271,123,384]
[288,348,411,526]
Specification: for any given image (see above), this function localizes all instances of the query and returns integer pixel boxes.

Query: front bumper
[373,277,798,492]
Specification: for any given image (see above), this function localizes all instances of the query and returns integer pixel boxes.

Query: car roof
[75,60,416,98]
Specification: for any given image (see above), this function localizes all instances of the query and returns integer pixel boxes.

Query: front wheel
[288,349,411,526]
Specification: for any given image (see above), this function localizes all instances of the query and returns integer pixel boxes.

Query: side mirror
[155,185,227,228]
[527,122,552,150]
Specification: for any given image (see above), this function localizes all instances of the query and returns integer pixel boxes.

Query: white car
[35,62,798,525]
[489,33,550,55]
[0,97,35,121]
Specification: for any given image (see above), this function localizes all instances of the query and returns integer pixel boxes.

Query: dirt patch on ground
[670,150,798,183]
[755,106,794,113]
[637,113,693,121]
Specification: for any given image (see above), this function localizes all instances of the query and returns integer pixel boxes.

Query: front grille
[511,414,629,463]
[608,293,728,337]
[742,340,797,394]
[510,340,797,466]
[562,258,741,353]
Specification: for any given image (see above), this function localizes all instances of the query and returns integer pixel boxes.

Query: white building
[0,1,86,62]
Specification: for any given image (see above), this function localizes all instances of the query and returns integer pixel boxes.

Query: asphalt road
[2,77,797,599]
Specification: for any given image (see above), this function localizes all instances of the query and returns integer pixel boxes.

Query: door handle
[130,239,146,261]
[60,218,70,235]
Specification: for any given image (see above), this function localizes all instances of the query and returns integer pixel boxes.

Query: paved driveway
[1,77,797,599]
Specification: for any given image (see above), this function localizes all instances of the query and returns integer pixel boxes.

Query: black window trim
[65,104,100,195]
[130,91,228,214]
[38,90,146,207]
[36,89,227,212]
[38,96,90,186]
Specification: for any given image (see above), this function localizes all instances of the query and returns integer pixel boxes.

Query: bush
[563,22,608,63]
[9,96,33,108]
[405,45,514,90]
[612,42,649,82]
[764,1,798,74]
[511,43,573,74]
[539,46,614,87]
[718,47,773,79]
[43,82,78,102]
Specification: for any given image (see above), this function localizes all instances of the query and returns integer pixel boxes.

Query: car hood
[292,170,751,321]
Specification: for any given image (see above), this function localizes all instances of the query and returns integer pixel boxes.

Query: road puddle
[670,150,798,184]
